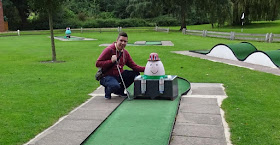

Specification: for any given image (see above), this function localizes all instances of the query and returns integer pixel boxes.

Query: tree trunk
[48,8,56,62]
[179,0,187,30]
[232,1,240,25]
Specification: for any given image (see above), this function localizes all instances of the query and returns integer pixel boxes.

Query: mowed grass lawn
[1,22,280,145]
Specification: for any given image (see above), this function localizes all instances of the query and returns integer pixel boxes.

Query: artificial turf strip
[83,77,190,145]
[145,41,162,45]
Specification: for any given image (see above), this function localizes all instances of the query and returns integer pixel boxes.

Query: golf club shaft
[116,64,131,99]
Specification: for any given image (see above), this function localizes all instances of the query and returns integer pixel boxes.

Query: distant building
[0,0,5,32]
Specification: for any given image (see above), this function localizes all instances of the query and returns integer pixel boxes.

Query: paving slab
[28,130,89,145]
[170,136,226,145]
[134,41,146,45]
[179,103,221,114]
[51,118,102,132]
[176,112,223,125]
[161,41,174,46]
[181,97,218,105]
[172,51,280,76]
[172,123,226,139]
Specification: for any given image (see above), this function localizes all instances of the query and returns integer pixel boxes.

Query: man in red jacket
[96,32,145,99]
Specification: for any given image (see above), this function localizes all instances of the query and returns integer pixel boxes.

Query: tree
[126,0,163,18]
[231,0,280,25]
[10,0,30,29]
[29,0,66,62]
[2,0,26,30]
[158,0,194,30]
[196,0,232,28]
[64,0,100,18]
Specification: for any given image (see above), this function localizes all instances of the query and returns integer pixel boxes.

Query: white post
[155,26,158,31]
[17,30,20,36]
[265,33,269,42]
[241,22,244,32]
[269,33,273,43]
[182,28,186,34]
[203,30,208,37]
[167,27,169,33]
[230,32,235,40]
[81,27,83,33]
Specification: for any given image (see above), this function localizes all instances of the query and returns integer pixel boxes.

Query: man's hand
[111,55,117,63]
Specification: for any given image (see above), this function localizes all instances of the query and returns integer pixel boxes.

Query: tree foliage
[196,0,232,28]
[2,0,280,30]
[231,0,280,25]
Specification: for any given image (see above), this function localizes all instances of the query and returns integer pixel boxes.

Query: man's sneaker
[104,96,111,99]
[114,92,127,97]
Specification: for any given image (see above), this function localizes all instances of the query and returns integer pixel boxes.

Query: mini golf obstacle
[134,75,179,100]
[133,53,179,100]
[99,41,174,46]
[53,36,97,41]
[190,42,280,68]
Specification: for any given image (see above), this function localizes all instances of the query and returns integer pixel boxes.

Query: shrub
[151,15,180,26]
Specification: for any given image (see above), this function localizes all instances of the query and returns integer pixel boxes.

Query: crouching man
[95,32,145,99]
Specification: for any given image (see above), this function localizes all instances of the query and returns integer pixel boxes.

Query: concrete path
[172,51,280,76]
[170,83,231,145]
[26,83,231,145]
[25,86,125,145]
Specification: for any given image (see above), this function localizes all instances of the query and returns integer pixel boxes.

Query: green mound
[227,42,257,60]
[264,50,280,67]
[83,77,190,145]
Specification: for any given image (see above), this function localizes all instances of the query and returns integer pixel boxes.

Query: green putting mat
[145,41,162,45]
[83,77,190,145]
[191,50,210,54]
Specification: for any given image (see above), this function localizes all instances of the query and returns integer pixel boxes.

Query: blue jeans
[100,70,140,98]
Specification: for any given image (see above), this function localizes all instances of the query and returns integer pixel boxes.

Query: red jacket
[96,43,145,77]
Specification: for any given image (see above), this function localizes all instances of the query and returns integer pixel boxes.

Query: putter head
[126,91,134,101]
